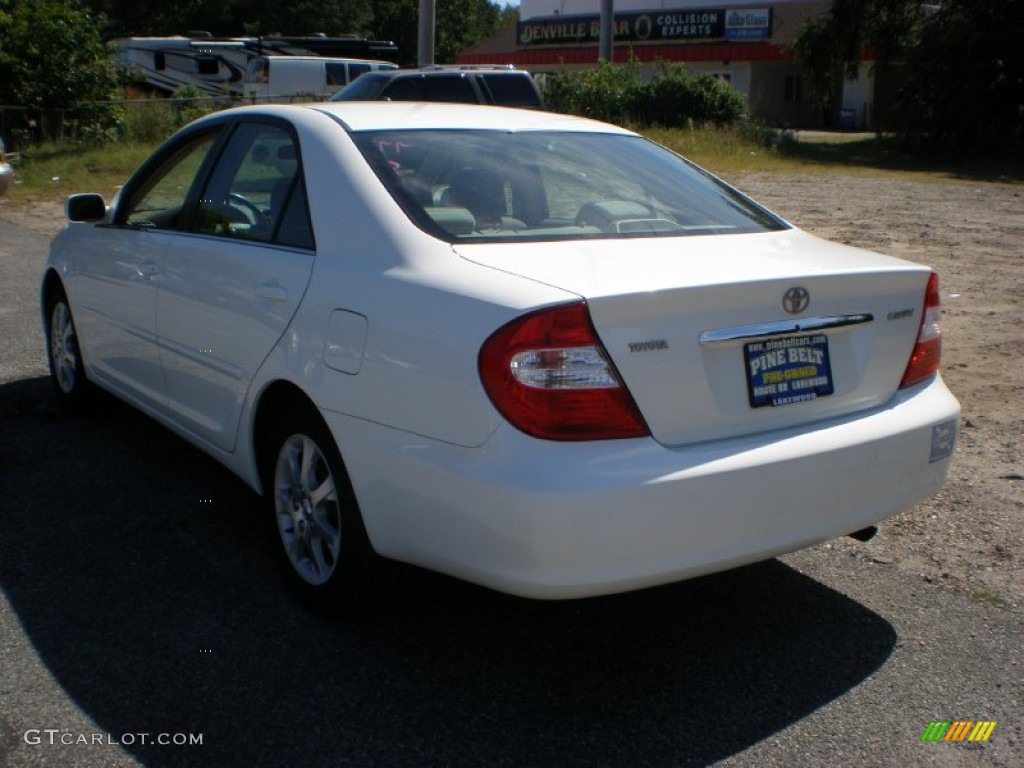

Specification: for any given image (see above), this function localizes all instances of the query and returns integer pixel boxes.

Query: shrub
[542,61,746,129]
[118,86,222,144]
[120,100,179,144]
[543,59,646,125]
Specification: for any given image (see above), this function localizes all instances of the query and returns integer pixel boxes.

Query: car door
[73,128,221,410]
[155,119,315,452]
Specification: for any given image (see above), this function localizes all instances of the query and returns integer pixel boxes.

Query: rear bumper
[328,375,960,599]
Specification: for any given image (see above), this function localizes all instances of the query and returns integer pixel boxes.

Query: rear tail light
[899,271,942,388]
[479,301,650,440]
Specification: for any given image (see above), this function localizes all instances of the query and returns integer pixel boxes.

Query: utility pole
[418,0,436,67]
[599,0,614,62]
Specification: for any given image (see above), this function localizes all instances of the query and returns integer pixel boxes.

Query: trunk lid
[457,229,935,446]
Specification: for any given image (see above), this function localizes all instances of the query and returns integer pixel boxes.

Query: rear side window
[481,74,542,107]
[192,122,313,248]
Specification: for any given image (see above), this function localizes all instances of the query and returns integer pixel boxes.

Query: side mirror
[66,193,106,222]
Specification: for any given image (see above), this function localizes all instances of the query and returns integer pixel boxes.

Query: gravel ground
[730,172,1024,613]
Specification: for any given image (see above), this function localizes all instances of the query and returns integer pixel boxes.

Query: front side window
[121,131,220,230]
[352,130,787,243]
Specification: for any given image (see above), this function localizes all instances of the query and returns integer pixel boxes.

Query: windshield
[351,130,787,242]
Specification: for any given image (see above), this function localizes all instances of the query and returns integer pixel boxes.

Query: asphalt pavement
[1,217,1020,767]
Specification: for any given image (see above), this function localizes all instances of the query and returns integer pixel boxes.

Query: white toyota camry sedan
[42,103,960,611]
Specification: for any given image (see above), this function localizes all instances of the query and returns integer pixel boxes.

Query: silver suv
[329,65,543,109]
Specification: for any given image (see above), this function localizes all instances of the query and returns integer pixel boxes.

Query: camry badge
[782,286,810,315]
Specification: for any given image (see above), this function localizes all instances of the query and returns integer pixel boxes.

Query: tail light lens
[479,301,649,440]
[900,271,942,388]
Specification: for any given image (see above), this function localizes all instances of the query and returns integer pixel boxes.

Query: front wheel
[264,404,380,614]
[45,287,89,407]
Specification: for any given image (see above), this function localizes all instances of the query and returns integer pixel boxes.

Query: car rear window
[352,129,787,243]
[384,75,477,103]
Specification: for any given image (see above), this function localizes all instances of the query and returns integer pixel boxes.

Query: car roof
[212,102,637,135]
[255,55,393,63]
[352,65,525,79]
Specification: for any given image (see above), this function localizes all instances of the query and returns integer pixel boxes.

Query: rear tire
[45,286,89,408]
[263,403,380,615]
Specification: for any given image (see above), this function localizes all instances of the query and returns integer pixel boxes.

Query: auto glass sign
[724,8,772,40]
[517,9,727,46]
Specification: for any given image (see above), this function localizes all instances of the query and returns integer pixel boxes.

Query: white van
[243,56,397,102]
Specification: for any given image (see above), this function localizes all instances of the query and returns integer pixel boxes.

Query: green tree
[792,0,1023,152]
[369,0,507,67]
[0,0,119,140]
[84,0,504,62]
[789,0,921,123]
[896,0,1023,151]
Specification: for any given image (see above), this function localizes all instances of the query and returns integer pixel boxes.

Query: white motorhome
[243,56,397,102]
[114,37,250,96]
[110,35,398,97]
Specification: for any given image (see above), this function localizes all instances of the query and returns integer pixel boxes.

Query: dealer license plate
[744,334,834,408]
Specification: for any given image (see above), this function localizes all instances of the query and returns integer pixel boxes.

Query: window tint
[326,62,348,86]
[192,122,312,247]
[332,74,388,100]
[384,77,424,101]
[122,131,219,230]
[353,130,787,243]
[423,76,476,103]
[277,182,314,249]
[196,56,219,76]
[348,63,372,81]
[480,74,541,107]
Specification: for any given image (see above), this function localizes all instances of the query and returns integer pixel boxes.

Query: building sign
[724,8,772,40]
[517,9,731,46]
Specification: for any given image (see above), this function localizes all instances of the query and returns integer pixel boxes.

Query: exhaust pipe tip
[848,525,878,543]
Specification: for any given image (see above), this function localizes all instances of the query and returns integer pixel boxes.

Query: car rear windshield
[352,130,787,242]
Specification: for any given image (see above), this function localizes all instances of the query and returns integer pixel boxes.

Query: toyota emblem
[782,286,810,314]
